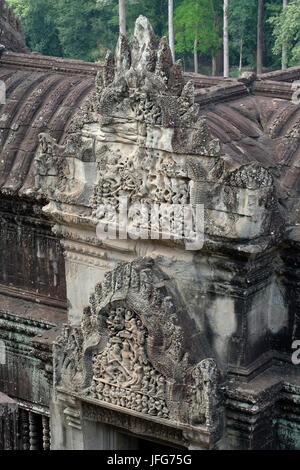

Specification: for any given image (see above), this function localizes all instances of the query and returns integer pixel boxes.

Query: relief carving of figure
[88,305,170,419]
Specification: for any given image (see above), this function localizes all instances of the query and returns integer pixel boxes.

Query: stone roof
[0,52,100,198]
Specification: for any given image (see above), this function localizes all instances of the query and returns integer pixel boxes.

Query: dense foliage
[6,0,300,73]
[174,0,222,73]
[269,0,300,66]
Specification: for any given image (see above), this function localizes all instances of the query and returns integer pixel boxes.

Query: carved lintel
[81,401,185,447]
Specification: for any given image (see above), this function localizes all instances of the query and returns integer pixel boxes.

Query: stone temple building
[0,1,300,450]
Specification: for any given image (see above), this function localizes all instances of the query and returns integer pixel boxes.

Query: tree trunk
[215,49,223,75]
[223,0,229,78]
[212,55,217,76]
[239,37,243,72]
[119,0,126,37]
[168,0,175,63]
[257,0,263,74]
[194,39,198,74]
[282,0,288,69]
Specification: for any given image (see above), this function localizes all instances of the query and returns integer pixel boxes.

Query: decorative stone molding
[81,401,186,447]
[225,375,300,450]
[56,391,82,431]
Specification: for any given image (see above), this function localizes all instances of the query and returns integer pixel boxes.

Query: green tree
[269,0,300,66]
[282,0,288,69]
[257,0,264,74]
[228,0,257,72]
[6,0,62,56]
[169,0,175,61]
[228,0,282,72]
[98,0,171,40]
[223,0,229,77]
[264,0,282,69]
[174,0,222,74]
[7,0,293,72]
[54,0,108,61]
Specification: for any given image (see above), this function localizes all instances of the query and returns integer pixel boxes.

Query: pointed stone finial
[155,37,174,81]
[115,34,131,75]
[103,50,115,87]
[131,15,157,72]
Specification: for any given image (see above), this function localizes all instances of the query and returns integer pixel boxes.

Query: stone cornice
[251,79,295,100]
[195,82,249,107]
[259,66,300,83]
[0,51,103,76]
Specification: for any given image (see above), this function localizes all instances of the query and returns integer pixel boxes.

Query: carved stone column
[20,408,30,450]
[42,416,50,450]
[29,412,40,450]
[0,392,18,450]
[50,391,84,450]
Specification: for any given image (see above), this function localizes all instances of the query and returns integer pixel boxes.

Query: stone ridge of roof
[259,66,300,83]
[0,51,103,77]
[0,66,95,199]
[3,50,299,98]
[0,52,238,85]
[194,78,297,108]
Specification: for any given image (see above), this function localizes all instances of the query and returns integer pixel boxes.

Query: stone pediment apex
[93,15,221,150]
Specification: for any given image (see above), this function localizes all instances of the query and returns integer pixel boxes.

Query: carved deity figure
[190,358,218,427]
[89,305,170,419]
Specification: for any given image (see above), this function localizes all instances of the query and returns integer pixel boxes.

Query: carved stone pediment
[34,17,221,237]
[54,258,221,435]
[34,16,281,248]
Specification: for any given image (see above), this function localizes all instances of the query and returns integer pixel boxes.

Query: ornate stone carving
[225,162,274,189]
[189,358,218,428]
[33,16,279,247]
[89,306,169,419]
[54,258,221,434]
[86,17,220,220]
[34,16,221,243]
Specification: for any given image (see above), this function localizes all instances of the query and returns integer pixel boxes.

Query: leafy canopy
[269,0,300,66]
[174,0,222,57]
[5,0,300,71]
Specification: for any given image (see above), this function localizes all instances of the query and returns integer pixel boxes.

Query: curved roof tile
[0,66,94,197]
